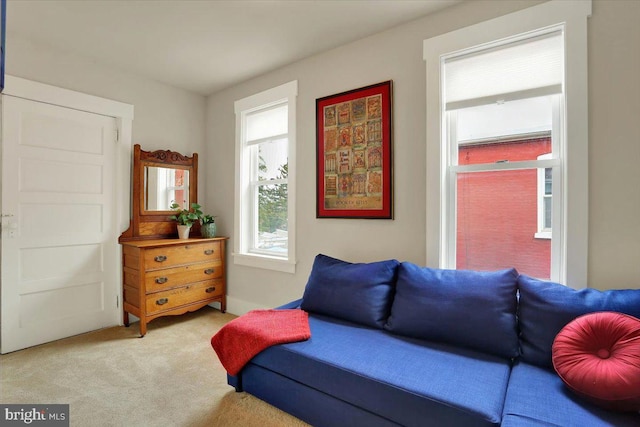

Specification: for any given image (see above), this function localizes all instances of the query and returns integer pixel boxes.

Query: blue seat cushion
[249,313,512,427]
[502,362,640,427]
[300,254,399,328]
[517,275,640,368]
[385,262,519,359]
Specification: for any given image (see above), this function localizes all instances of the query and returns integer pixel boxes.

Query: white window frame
[234,81,298,273]
[424,0,591,288]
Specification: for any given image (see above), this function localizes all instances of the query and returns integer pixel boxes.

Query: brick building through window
[456,136,552,279]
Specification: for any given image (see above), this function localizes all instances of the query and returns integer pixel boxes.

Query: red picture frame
[316,81,393,219]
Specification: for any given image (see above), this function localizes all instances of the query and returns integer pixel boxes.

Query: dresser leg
[139,319,147,338]
[123,311,130,327]
[221,298,226,313]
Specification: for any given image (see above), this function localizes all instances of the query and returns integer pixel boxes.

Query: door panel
[1,95,119,353]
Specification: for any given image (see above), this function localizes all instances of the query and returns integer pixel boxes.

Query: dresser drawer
[145,260,223,292]
[143,241,221,270]
[145,280,224,314]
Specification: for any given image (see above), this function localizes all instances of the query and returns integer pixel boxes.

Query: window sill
[534,231,552,240]
[233,252,296,274]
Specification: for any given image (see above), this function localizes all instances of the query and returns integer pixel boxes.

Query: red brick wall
[456,138,551,279]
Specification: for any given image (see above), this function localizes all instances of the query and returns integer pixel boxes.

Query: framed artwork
[316,80,393,219]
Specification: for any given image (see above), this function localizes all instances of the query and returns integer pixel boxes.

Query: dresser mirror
[119,144,199,242]
[143,166,190,212]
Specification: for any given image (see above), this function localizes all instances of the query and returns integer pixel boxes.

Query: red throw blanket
[211,309,311,376]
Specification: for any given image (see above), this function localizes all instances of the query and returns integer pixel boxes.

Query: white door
[1,95,120,353]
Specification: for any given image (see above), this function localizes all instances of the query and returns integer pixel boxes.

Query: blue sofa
[228,255,640,426]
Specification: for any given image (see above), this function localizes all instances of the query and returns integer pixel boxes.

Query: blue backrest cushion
[300,254,400,329]
[384,262,520,359]
[518,274,640,368]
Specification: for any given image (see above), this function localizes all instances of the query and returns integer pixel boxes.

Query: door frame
[1,75,134,326]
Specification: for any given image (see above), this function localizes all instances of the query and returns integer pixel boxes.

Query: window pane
[456,169,551,280]
[456,96,553,165]
[257,138,288,181]
[257,183,288,254]
[246,104,288,141]
[544,196,552,229]
[544,168,552,194]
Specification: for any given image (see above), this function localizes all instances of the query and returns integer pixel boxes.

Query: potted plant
[169,202,203,239]
[200,214,217,238]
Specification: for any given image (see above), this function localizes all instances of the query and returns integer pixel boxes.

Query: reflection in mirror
[144,166,190,211]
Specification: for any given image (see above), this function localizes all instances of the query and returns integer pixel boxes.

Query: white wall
[5,36,207,206]
[206,0,640,314]
[588,0,640,288]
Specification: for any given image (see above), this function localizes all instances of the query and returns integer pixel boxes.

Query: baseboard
[211,296,269,316]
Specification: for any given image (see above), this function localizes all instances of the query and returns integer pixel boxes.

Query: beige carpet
[0,307,310,427]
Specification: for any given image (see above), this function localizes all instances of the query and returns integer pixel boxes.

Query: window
[234,81,297,273]
[424,0,591,287]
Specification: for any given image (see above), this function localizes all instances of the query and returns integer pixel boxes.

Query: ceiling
[7,0,462,95]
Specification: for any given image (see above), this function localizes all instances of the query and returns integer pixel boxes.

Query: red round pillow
[552,311,640,412]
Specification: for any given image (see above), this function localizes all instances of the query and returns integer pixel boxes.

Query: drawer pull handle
[205,287,216,293]
[155,277,168,284]
[156,298,169,306]
[204,268,215,275]
[204,249,214,255]
[154,255,167,263]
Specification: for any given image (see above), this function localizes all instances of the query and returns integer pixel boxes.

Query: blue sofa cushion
[384,263,519,359]
[250,313,512,427]
[300,254,399,328]
[517,275,640,368]
[501,362,640,427]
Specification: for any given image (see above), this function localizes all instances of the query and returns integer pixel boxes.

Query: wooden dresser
[121,237,227,336]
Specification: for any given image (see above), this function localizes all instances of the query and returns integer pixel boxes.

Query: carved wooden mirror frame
[119,144,198,242]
